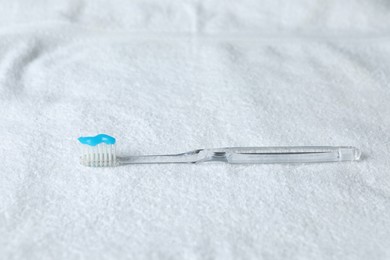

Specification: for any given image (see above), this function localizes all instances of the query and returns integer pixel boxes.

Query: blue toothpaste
[78,134,116,146]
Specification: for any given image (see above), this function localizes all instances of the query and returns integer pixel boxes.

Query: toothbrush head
[78,134,117,167]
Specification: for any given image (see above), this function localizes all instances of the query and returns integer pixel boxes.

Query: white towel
[1,1,390,259]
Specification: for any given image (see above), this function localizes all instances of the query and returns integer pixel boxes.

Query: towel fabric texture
[1,1,390,259]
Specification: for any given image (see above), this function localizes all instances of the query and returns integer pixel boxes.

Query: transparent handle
[217,146,361,164]
[118,146,361,165]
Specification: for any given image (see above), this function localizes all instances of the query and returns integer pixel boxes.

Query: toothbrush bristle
[80,144,117,167]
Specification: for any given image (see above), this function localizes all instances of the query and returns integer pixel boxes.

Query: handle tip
[339,147,361,161]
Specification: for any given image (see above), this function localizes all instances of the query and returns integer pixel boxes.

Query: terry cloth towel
[1,1,390,259]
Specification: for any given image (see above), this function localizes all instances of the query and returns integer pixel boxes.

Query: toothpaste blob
[78,134,116,146]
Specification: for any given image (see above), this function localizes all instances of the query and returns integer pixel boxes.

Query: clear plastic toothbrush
[78,134,361,167]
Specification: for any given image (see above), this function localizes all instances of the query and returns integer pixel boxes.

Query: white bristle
[80,144,117,167]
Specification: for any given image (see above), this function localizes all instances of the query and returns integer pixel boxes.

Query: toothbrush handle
[118,146,361,164]
[217,146,361,164]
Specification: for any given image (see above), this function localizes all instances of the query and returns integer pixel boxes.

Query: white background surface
[1,1,390,259]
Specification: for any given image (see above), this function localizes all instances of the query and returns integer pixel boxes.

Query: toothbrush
[78,134,361,167]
